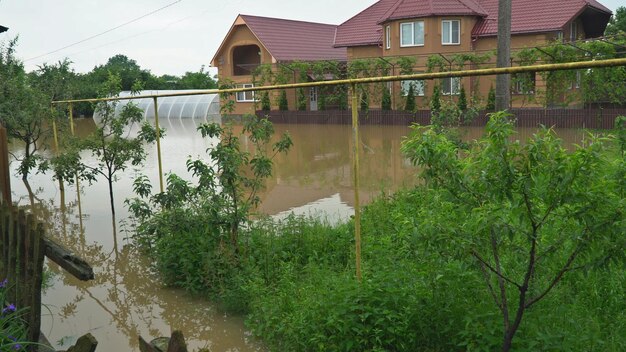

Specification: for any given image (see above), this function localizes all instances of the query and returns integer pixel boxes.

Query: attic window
[400,21,424,47]
[233,45,261,76]
[442,20,460,45]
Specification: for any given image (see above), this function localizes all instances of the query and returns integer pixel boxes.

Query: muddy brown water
[7,118,586,351]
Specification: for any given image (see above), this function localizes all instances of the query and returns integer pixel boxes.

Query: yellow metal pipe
[51,58,626,105]
[351,83,362,283]
[153,97,165,193]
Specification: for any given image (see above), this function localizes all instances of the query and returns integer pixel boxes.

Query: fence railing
[259,108,626,129]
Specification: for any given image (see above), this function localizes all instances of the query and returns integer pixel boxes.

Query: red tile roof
[335,0,612,47]
[334,0,399,47]
[472,0,612,37]
[240,14,347,62]
[378,0,488,24]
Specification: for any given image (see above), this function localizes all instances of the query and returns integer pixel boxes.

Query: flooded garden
[7,116,595,351]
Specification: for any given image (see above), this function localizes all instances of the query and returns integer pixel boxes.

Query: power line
[24,0,183,62]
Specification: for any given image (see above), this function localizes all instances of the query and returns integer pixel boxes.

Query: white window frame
[442,77,460,95]
[401,80,425,96]
[442,20,460,45]
[236,83,256,102]
[400,21,424,47]
[385,25,391,49]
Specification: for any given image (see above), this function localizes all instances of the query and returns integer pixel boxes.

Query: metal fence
[259,108,626,129]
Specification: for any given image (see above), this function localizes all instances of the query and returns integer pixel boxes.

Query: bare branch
[471,250,522,289]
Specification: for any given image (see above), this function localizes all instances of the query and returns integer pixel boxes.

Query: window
[385,25,391,49]
[442,77,460,95]
[236,84,256,102]
[570,21,578,42]
[400,21,424,47]
[512,73,536,94]
[442,20,460,45]
[401,80,425,96]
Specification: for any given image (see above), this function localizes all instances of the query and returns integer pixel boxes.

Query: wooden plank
[44,238,94,281]
[27,222,44,346]
[0,126,11,205]
[1,204,7,277]
[7,207,16,303]
[16,210,25,308]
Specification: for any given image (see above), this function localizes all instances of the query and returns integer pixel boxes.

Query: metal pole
[68,103,84,233]
[351,83,362,282]
[52,118,65,203]
[153,97,164,193]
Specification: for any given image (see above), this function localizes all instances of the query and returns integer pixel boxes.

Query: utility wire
[24,0,183,62]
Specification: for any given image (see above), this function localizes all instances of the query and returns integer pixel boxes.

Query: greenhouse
[93,90,220,121]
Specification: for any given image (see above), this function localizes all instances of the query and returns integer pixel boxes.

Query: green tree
[128,115,292,262]
[297,88,307,111]
[278,90,289,111]
[381,86,392,110]
[66,73,158,235]
[0,38,52,182]
[487,85,496,110]
[457,85,467,112]
[430,84,441,112]
[261,91,271,111]
[605,6,626,36]
[402,112,625,352]
[177,65,217,89]
[404,83,416,112]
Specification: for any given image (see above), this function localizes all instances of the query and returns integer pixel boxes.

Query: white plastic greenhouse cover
[93,90,220,121]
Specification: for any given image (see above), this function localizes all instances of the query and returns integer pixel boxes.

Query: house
[213,0,612,113]
[211,15,346,115]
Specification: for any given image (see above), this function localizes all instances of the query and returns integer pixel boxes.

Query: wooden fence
[0,205,46,346]
[0,200,95,351]
[259,108,626,129]
[0,126,11,204]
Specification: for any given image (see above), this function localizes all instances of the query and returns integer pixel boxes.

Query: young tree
[261,91,271,111]
[404,83,416,112]
[297,88,307,111]
[128,115,292,260]
[70,73,158,234]
[430,84,441,112]
[278,90,289,111]
[381,86,392,110]
[402,112,625,352]
[486,85,496,111]
[457,86,468,112]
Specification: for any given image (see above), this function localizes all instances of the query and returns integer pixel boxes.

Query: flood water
[7,118,586,351]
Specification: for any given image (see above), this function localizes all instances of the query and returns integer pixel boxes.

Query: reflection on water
[7,117,587,351]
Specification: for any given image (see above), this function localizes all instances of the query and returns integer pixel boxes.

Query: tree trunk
[108,178,118,249]
[496,0,512,111]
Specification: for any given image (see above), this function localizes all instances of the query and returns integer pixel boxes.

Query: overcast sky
[0,0,623,76]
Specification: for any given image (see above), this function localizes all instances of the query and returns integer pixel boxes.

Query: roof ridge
[239,13,338,27]
[378,0,405,24]
[338,0,387,26]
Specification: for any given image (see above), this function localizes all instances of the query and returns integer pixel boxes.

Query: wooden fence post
[0,126,11,205]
